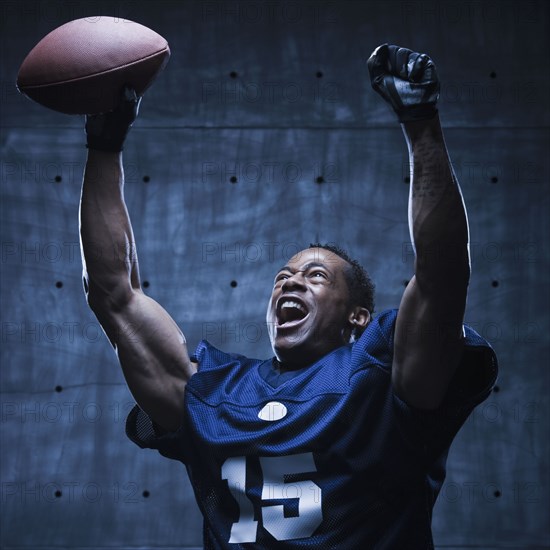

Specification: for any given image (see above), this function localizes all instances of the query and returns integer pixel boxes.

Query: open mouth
[276,297,310,328]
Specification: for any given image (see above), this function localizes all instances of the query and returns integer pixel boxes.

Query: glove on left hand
[85,85,142,152]
[367,44,440,123]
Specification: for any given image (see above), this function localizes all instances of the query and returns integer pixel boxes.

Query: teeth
[281,301,306,313]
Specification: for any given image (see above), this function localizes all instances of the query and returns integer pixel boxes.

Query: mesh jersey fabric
[126,308,498,549]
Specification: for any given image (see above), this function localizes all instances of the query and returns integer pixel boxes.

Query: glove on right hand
[85,85,141,152]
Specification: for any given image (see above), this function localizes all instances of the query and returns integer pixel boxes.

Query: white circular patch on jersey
[258,401,288,421]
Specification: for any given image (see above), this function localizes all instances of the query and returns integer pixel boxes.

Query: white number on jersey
[221,452,322,543]
[222,456,258,543]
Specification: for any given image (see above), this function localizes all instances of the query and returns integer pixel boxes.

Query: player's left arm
[368,44,470,409]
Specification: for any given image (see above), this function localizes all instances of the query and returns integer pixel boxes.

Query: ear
[348,307,371,329]
[343,307,371,344]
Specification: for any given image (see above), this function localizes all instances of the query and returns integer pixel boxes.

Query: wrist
[86,137,125,153]
[397,104,438,123]
[86,148,122,160]
[402,112,443,143]
[85,122,131,153]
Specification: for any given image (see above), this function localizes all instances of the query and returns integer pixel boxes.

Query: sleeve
[123,340,212,463]
[392,338,498,458]
[369,309,499,458]
[125,404,188,463]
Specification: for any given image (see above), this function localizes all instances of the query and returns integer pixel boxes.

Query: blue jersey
[127,309,497,549]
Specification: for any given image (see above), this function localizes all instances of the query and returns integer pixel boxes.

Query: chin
[268,319,347,367]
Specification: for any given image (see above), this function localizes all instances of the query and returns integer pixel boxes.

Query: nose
[281,271,306,292]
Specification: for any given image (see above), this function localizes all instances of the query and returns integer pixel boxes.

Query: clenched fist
[367,44,440,123]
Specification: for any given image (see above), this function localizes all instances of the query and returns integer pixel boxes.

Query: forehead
[286,248,349,273]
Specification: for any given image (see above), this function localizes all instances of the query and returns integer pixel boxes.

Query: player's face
[266,248,355,368]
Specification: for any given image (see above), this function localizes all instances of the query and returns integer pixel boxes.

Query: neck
[273,348,330,373]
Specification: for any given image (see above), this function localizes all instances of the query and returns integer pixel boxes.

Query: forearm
[80,149,140,307]
[403,116,470,287]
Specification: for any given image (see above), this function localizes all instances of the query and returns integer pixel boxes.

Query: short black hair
[309,243,375,317]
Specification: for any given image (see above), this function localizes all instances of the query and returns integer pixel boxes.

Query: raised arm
[368,45,470,409]
[80,88,196,431]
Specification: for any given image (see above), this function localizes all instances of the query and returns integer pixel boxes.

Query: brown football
[17,16,170,114]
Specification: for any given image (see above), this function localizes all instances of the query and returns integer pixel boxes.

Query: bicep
[92,290,197,431]
[393,275,467,410]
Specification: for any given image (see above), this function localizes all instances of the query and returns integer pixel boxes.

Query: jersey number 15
[221,452,322,543]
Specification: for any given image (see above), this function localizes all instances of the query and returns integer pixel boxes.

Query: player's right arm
[80,89,196,432]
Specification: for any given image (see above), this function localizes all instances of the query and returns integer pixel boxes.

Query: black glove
[85,85,141,152]
[367,44,440,123]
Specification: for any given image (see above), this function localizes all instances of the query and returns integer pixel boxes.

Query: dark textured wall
[1,1,549,548]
